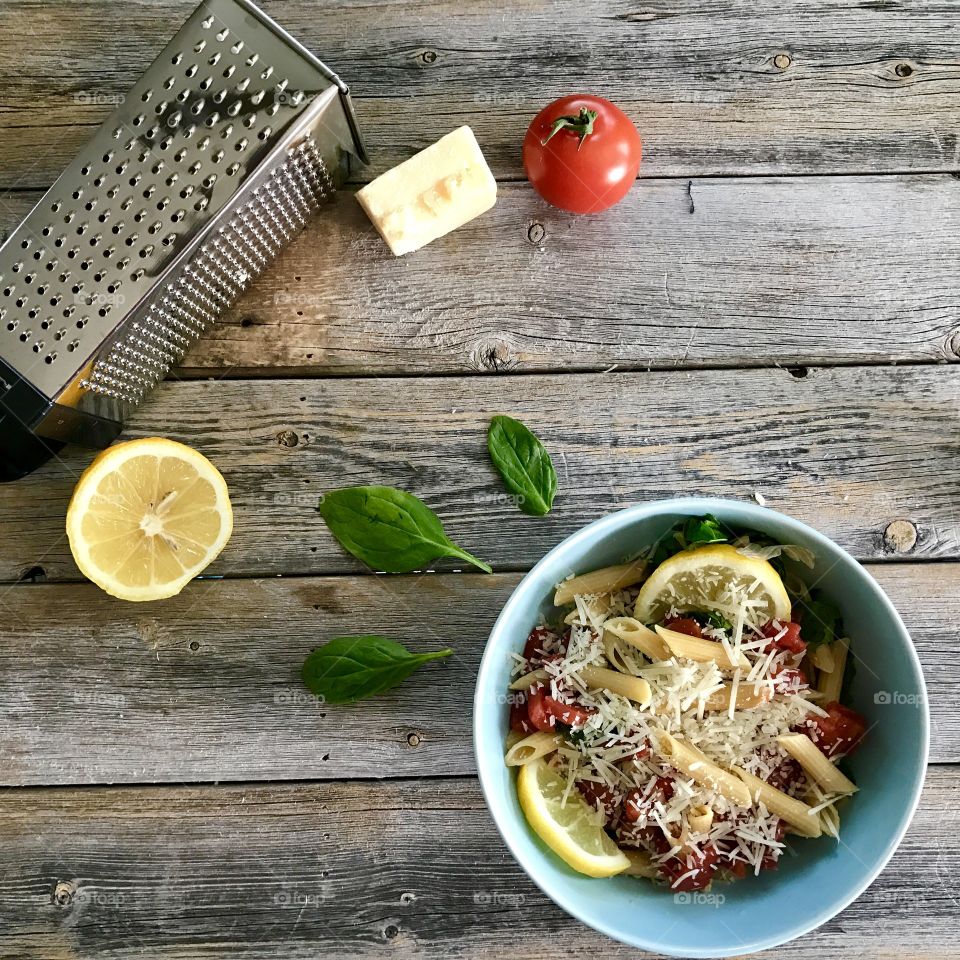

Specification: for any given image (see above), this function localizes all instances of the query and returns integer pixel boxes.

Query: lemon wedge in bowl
[66,437,233,602]
[634,542,791,624]
[517,756,630,878]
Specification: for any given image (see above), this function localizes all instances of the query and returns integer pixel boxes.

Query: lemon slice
[66,438,233,602]
[634,543,791,624]
[518,757,630,878]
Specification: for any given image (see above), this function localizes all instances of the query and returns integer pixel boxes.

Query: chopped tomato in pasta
[804,701,867,758]
[663,616,703,638]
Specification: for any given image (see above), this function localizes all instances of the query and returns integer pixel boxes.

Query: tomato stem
[541,108,599,149]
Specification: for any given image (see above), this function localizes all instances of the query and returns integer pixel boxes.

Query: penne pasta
[731,765,823,838]
[817,638,848,702]
[505,730,525,751]
[655,624,750,671]
[809,643,835,673]
[553,558,648,606]
[653,731,752,807]
[700,682,770,712]
[777,733,858,795]
[579,664,652,706]
[819,800,841,839]
[509,669,548,691]
[564,593,615,628]
[602,632,631,674]
[603,616,671,661]
[687,803,714,835]
[505,731,562,766]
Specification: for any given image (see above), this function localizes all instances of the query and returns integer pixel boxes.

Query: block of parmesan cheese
[355,126,497,256]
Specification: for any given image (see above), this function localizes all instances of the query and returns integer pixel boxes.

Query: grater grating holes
[82,143,331,403]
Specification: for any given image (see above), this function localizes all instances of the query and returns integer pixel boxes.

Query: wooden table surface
[1,1,958,957]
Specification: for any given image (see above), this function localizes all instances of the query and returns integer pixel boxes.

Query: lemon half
[518,757,630,878]
[634,543,791,624]
[66,438,233,602]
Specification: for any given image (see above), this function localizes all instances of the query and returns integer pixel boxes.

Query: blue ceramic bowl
[473,498,928,957]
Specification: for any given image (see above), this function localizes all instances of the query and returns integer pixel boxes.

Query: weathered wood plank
[1,0,960,186]
[0,564,953,787]
[0,366,958,582]
[0,770,956,958]
[4,175,959,375]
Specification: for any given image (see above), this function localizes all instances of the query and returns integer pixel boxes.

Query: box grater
[0,0,366,481]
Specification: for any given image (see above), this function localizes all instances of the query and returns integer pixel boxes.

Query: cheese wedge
[356,126,497,256]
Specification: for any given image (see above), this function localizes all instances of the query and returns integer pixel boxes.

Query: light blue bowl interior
[473,498,929,958]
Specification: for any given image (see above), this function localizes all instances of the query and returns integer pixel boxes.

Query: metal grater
[0,0,366,480]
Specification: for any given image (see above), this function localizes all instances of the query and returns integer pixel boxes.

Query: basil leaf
[318,486,491,573]
[487,415,558,516]
[683,514,727,546]
[799,591,842,648]
[302,636,453,704]
[566,728,588,746]
[703,610,733,632]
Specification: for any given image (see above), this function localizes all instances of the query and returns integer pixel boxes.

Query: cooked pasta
[505,518,867,891]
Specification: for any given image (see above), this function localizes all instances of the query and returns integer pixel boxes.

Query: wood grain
[0,564,952,787]
[5,175,957,376]
[1,0,960,186]
[1,366,958,582]
[0,770,956,958]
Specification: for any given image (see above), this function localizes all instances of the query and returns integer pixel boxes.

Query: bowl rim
[472,496,930,957]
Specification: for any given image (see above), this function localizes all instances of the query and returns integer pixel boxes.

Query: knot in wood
[946,329,960,360]
[418,49,437,65]
[277,430,299,448]
[406,732,421,747]
[883,519,917,554]
[472,339,515,373]
[527,222,546,244]
[774,53,792,70]
[53,881,75,907]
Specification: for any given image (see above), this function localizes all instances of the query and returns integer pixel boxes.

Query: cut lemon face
[66,438,233,602]
[634,543,791,624]
[517,756,630,878]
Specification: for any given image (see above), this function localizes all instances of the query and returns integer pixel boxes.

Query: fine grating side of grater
[0,0,366,480]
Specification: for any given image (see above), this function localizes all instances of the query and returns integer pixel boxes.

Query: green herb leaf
[318,486,491,573]
[302,635,453,704]
[566,728,589,746]
[487,415,558,516]
[703,610,734,632]
[798,591,843,648]
[683,514,728,546]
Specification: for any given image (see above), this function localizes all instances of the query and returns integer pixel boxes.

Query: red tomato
[544,696,595,728]
[576,780,620,822]
[660,843,719,892]
[623,776,674,823]
[664,617,703,638]
[760,820,787,871]
[509,692,534,735]
[523,626,560,664]
[765,753,803,792]
[805,701,867,758]
[616,822,672,855]
[761,620,806,654]
[522,95,642,214]
[526,684,555,732]
[770,665,809,695]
